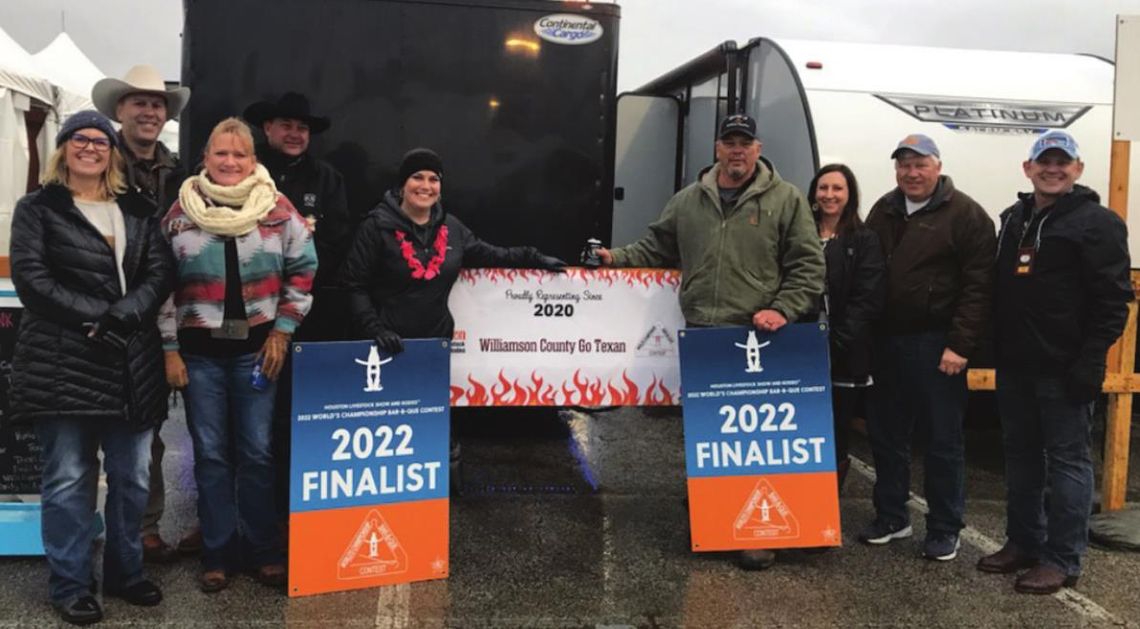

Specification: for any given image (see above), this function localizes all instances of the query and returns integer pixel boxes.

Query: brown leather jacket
[118,133,185,216]
[865,175,996,359]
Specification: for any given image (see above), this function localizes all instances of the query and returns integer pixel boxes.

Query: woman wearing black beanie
[340,148,566,493]
[341,148,566,353]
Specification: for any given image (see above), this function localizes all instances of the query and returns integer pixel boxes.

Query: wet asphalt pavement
[1,402,1139,627]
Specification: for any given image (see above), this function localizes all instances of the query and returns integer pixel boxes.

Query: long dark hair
[808,163,862,237]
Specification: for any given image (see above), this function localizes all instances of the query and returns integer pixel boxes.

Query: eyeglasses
[68,133,112,152]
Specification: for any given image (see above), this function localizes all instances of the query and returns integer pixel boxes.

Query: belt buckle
[211,319,250,340]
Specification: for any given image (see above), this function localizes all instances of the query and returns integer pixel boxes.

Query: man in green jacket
[599,113,825,570]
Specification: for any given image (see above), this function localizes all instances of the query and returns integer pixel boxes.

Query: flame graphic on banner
[644,375,676,405]
[450,374,489,406]
[457,268,680,290]
[448,369,677,406]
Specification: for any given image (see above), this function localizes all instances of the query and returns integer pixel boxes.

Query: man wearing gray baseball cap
[860,133,996,562]
[979,130,1132,594]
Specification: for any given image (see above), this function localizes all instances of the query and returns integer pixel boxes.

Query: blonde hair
[203,117,257,160]
[40,142,127,200]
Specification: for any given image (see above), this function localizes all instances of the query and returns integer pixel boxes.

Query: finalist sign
[289,339,450,597]
[679,324,841,551]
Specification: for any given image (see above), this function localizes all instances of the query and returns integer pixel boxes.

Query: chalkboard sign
[0,308,41,495]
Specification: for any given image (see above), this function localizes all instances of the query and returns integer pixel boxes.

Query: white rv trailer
[614,38,1140,260]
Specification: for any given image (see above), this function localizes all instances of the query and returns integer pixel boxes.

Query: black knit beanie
[398,148,443,184]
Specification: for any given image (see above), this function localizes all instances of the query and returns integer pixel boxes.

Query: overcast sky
[2,0,1139,91]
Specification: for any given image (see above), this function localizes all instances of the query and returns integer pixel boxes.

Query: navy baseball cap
[890,133,940,159]
[718,114,757,141]
[1029,130,1080,161]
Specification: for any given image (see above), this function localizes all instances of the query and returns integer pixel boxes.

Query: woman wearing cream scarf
[158,117,317,593]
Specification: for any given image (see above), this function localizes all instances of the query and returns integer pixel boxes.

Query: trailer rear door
[612,94,679,247]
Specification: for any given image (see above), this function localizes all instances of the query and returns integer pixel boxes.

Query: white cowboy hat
[92,64,191,122]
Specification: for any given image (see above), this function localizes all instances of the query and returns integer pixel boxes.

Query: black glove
[374,329,404,355]
[1066,351,1106,404]
[88,312,132,352]
[536,254,567,273]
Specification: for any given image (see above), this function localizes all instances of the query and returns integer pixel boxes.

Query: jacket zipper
[703,174,765,324]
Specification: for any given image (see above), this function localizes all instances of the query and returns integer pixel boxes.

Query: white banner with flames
[448,268,684,406]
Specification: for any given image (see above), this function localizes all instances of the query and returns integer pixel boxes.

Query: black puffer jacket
[341,190,550,339]
[823,226,886,382]
[994,185,1133,374]
[8,184,174,429]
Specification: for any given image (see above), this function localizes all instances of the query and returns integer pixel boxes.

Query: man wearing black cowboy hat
[244,92,352,537]
[243,92,351,318]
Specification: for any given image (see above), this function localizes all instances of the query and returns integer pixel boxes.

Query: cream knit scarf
[178,164,279,237]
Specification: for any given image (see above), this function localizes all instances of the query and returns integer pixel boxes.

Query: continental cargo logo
[876,95,1091,133]
[534,14,603,45]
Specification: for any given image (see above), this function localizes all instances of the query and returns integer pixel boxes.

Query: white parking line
[375,582,412,628]
[848,456,1123,625]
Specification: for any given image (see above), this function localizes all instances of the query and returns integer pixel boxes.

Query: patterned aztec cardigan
[158,194,318,350]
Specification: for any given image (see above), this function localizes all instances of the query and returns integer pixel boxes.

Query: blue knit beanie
[55,110,119,149]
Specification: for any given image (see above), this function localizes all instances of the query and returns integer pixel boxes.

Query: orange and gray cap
[890,133,940,159]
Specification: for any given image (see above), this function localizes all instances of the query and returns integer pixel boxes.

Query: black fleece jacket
[341,190,550,340]
[993,184,1132,374]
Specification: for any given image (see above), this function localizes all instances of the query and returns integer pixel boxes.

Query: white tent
[0,27,55,106]
[31,32,101,119]
[0,26,59,258]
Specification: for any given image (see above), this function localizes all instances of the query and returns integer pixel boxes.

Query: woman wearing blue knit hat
[9,110,174,625]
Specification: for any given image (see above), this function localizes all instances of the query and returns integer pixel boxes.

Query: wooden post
[1103,298,1137,511]
[1102,141,1135,511]
[1106,141,1132,368]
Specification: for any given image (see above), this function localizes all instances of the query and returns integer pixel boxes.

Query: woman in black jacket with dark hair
[9,111,173,625]
[341,148,566,350]
[808,164,886,489]
[341,148,565,493]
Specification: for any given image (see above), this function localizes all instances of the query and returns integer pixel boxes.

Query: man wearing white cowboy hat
[92,63,191,565]
[92,64,190,215]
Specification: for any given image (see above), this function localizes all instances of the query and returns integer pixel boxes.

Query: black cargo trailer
[181,0,620,261]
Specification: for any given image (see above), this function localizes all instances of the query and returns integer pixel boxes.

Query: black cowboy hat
[242,92,331,133]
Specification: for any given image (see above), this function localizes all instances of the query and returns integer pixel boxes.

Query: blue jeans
[183,353,281,571]
[995,369,1094,577]
[35,418,152,604]
[867,332,967,535]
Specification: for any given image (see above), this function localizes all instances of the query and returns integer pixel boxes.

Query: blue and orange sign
[679,324,841,551]
[289,339,450,597]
